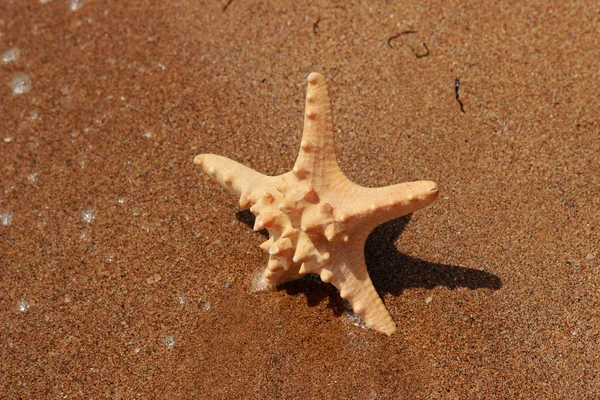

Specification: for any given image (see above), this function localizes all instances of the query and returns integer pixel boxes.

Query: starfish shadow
[235,210,502,317]
[364,215,502,295]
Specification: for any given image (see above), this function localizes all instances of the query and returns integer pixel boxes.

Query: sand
[1,0,598,398]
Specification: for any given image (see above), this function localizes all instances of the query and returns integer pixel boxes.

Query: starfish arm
[194,154,272,207]
[293,73,346,188]
[346,181,439,229]
[322,252,396,335]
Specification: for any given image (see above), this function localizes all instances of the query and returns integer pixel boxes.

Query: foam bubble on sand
[2,48,20,64]
[199,297,211,311]
[164,335,175,349]
[1,211,14,226]
[70,0,84,11]
[341,300,370,331]
[342,311,370,330]
[250,271,275,293]
[82,209,95,223]
[10,74,32,95]
[18,297,30,312]
[146,273,162,284]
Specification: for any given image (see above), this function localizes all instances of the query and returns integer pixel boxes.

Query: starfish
[194,73,438,335]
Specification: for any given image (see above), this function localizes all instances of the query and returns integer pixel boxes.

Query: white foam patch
[164,335,175,349]
[250,271,275,293]
[1,211,14,226]
[342,309,370,331]
[2,48,20,64]
[82,209,95,223]
[18,297,30,312]
[70,0,84,11]
[10,74,32,95]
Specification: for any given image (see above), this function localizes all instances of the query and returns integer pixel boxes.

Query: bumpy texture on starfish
[194,73,438,335]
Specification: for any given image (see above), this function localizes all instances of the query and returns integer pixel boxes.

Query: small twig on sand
[455,77,465,113]
[313,17,320,34]
[408,42,429,58]
[387,30,417,48]
[223,0,234,12]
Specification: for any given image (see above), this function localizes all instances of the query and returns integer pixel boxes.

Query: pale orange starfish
[194,73,438,335]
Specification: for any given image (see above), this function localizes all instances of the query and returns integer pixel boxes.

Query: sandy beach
[1,1,599,398]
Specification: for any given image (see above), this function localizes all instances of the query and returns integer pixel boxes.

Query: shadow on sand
[235,210,502,317]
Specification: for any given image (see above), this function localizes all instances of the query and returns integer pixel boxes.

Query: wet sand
[1,1,599,398]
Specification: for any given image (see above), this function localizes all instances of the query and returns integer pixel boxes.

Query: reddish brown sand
[1,1,599,398]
